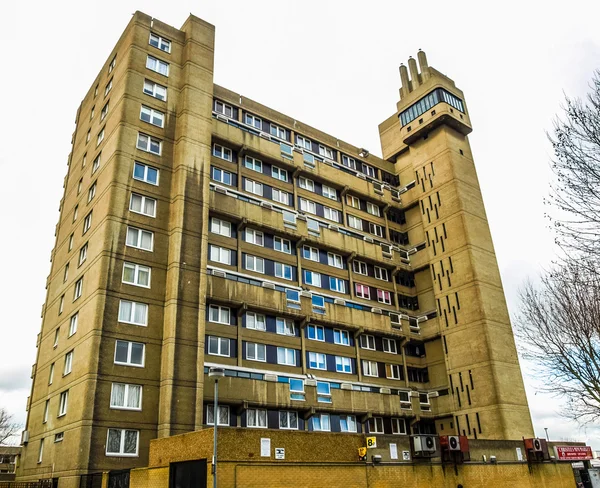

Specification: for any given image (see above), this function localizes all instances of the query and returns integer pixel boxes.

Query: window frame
[277,346,296,366]
[360,335,376,350]
[210,217,232,237]
[126,226,154,252]
[246,408,267,428]
[355,283,370,299]
[244,155,262,173]
[321,184,337,200]
[312,413,331,432]
[308,351,326,370]
[136,133,162,156]
[206,405,230,426]
[298,177,315,192]
[146,55,169,76]
[58,390,68,417]
[114,340,145,367]
[276,318,295,336]
[110,383,143,411]
[362,359,378,377]
[149,32,171,53]
[374,266,388,281]
[271,166,288,182]
[118,299,149,327]
[246,342,266,362]
[244,228,264,246]
[105,428,140,457]
[207,336,231,357]
[143,79,167,101]
[140,105,165,128]
[212,143,232,162]
[367,202,381,217]
[209,304,231,325]
[382,338,397,354]
[246,311,266,331]
[68,313,78,337]
[274,236,292,254]
[327,252,343,269]
[335,356,352,374]
[122,262,151,288]
[303,245,319,262]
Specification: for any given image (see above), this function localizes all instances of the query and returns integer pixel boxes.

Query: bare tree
[0,407,21,445]
[516,258,600,423]
[547,70,600,257]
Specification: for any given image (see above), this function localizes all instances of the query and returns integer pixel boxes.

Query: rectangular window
[335,356,352,373]
[208,336,230,357]
[279,410,298,430]
[270,124,287,139]
[214,100,233,117]
[329,277,345,293]
[106,429,139,457]
[246,312,266,331]
[374,266,388,281]
[210,217,232,237]
[130,193,157,217]
[382,338,397,354]
[92,153,101,173]
[312,414,330,432]
[317,381,332,403]
[274,236,291,254]
[275,262,292,280]
[110,383,142,410]
[377,289,392,305]
[307,324,325,341]
[140,105,165,128]
[367,202,381,217]
[289,379,304,400]
[362,360,378,377]
[209,305,230,325]
[54,432,64,443]
[211,167,232,185]
[346,195,360,208]
[327,252,343,269]
[37,438,44,464]
[149,33,171,53]
[59,295,65,314]
[78,244,88,266]
[213,144,232,161]
[348,215,363,230]
[369,223,384,237]
[302,246,319,262]
[334,329,350,346]
[58,390,69,417]
[304,270,321,287]
[272,188,289,205]
[368,417,384,434]
[360,335,375,350]
[146,55,169,76]
[391,418,407,435]
[90,106,95,120]
[206,405,230,426]
[43,400,49,423]
[114,340,145,366]
[96,128,104,147]
[108,55,116,73]
[122,262,151,288]
[323,207,339,222]
[126,226,154,251]
[271,166,288,182]
[298,177,314,192]
[143,79,167,101]
[133,162,159,185]
[244,155,262,172]
[244,179,263,196]
[104,79,112,96]
[86,129,91,143]
[73,277,83,301]
[100,102,109,121]
[118,300,148,326]
[340,415,357,433]
[136,133,161,155]
[87,182,96,202]
[69,313,78,336]
[245,255,265,273]
[245,228,264,246]
[63,351,73,376]
[355,283,370,299]
[69,234,74,251]
[277,347,296,366]
[308,352,326,370]
[318,145,334,159]
[53,328,60,348]
[322,185,337,200]
[363,164,376,178]
[353,261,367,275]
[246,342,266,362]
[48,363,54,385]
[276,318,295,336]
[63,263,69,282]
[386,363,402,380]
[244,113,262,130]
[81,210,92,234]
[246,408,267,428]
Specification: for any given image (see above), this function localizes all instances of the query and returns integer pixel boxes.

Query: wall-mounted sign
[554,446,593,461]
[366,437,377,448]
[275,448,285,460]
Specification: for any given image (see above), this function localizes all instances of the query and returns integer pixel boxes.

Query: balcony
[401,101,472,146]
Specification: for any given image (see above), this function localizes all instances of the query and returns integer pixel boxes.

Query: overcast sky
[1,0,600,448]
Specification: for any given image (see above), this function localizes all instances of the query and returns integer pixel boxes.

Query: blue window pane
[278,376,290,383]
[147,167,158,184]
[317,382,330,395]
[312,296,324,308]
[286,289,299,302]
[289,379,303,392]
[133,163,145,179]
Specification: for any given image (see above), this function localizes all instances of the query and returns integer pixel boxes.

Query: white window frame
[244,113,262,130]
[271,166,288,182]
[308,352,326,370]
[355,283,370,299]
[100,102,109,121]
[244,155,262,172]
[246,342,266,362]
[245,254,265,274]
[43,400,49,424]
[298,177,315,192]
[122,262,151,288]
[246,408,267,428]
[213,143,232,162]
[209,245,232,265]
[244,178,263,196]
[299,198,316,214]
[387,363,402,380]
[304,270,322,287]
[136,133,162,155]
[114,340,145,367]
[206,405,230,426]
[274,236,292,254]
[37,439,44,464]
[149,32,171,53]
[82,211,92,234]
[342,155,357,169]
[307,324,325,341]
[377,289,392,305]
[368,417,385,434]
[209,305,231,325]
[210,217,232,237]
[327,252,343,269]
[48,363,54,385]
[322,184,337,200]
[383,338,397,354]
[296,135,312,150]
[270,124,287,139]
[104,79,112,97]
[96,128,105,147]
[140,105,165,128]
[323,207,339,222]
[92,153,101,173]
[58,391,68,417]
[246,312,266,331]
[63,351,73,376]
[391,418,407,435]
[360,335,376,350]
[73,278,83,301]
[335,356,352,374]
[276,318,295,336]
[78,244,88,266]
[87,182,96,202]
[362,359,378,377]
[110,383,143,411]
[367,202,381,217]
[329,276,345,293]
[146,55,169,76]
[312,413,331,432]
[348,215,363,230]
[69,313,78,336]
[275,262,293,280]
[369,223,384,238]
[318,145,334,159]
[211,167,232,185]
[353,260,368,275]
[272,188,289,205]
[340,415,357,433]
[277,347,296,366]
[53,328,60,348]
[214,100,233,117]
[346,195,360,208]
[374,266,388,281]
[133,161,159,185]
[334,329,350,346]
[245,228,264,246]
[106,429,140,457]
[208,336,231,357]
[279,410,298,430]
[118,300,149,326]
[303,246,319,262]
[126,226,154,251]
[143,79,167,101]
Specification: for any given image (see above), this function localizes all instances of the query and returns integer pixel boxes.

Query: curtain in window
[134,303,147,325]
[111,384,125,406]
[124,430,138,454]
[127,385,141,408]
[119,301,132,322]
[107,429,121,453]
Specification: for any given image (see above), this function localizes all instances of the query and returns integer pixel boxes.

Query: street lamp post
[208,367,225,488]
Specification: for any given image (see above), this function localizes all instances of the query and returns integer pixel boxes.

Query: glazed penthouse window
[399,88,464,126]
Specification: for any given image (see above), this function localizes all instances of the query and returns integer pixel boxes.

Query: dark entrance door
[169,459,207,488]
[108,469,130,488]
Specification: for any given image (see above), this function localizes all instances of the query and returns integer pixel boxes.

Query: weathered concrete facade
[18,10,533,487]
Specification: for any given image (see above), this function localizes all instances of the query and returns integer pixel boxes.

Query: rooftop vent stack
[399,63,410,99]
[417,49,430,82]
[408,56,420,90]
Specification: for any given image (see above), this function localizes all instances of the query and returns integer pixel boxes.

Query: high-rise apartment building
[18,11,533,486]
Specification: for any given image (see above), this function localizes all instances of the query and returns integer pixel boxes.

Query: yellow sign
[358,447,367,458]
[366,437,377,448]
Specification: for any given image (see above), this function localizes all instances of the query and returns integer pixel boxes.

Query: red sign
[554,446,593,461]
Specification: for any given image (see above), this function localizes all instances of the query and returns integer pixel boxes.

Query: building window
[289,378,304,400]
[48,363,54,385]
[69,233,74,251]
[377,289,392,305]
[86,129,91,143]
[304,270,321,287]
[78,244,88,266]
[77,178,83,195]
[296,135,312,150]
[96,127,105,147]
[246,312,266,331]
[106,429,139,457]
[62,351,74,376]
[115,340,145,367]
[246,408,267,428]
[73,205,79,222]
[149,33,171,53]
[303,246,319,262]
[143,79,167,101]
[209,305,230,325]
[279,410,298,429]
[59,295,65,314]
[133,162,159,185]
[374,266,388,281]
[90,105,95,120]
[360,335,375,350]
[276,318,295,336]
[108,55,116,73]
[307,324,325,341]
[316,382,332,403]
[277,347,296,366]
[210,217,232,237]
[327,252,343,269]
[245,228,264,246]
[122,262,151,288]
[126,226,154,251]
[355,283,370,299]
[340,415,357,432]
[348,215,363,230]
[335,356,352,373]
[298,177,314,192]
[274,237,291,254]
[94,84,99,97]
[312,414,330,432]
[334,329,350,346]
[73,277,83,301]
[208,336,230,357]
[244,113,262,130]
[272,188,289,205]
[211,167,232,185]
[391,418,407,435]
[140,105,165,128]
[209,245,232,265]
[63,263,69,282]
[214,100,233,117]
[323,207,339,222]
[43,400,49,424]
[369,223,384,238]
[318,145,334,159]
[322,185,337,200]
[246,342,266,362]
[146,55,169,76]
[53,328,60,348]
[386,363,402,380]
[308,352,326,370]
[54,432,64,443]
[244,179,263,196]
[352,261,367,275]
[130,193,157,217]
[245,255,265,273]
[137,133,162,155]
[367,202,381,217]
[83,211,93,234]
[118,300,148,326]
[110,383,142,410]
[275,262,293,280]
[213,143,232,161]
[382,338,397,354]
[37,439,44,464]
[270,124,287,139]
[244,155,262,172]
[272,166,288,182]
[346,195,360,208]
[104,78,113,97]
[100,101,109,121]
[362,360,378,377]
[58,390,68,417]
[368,417,384,434]
[69,313,78,336]
[87,182,96,202]
[329,277,345,293]
[92,153,101,173]
[206,405,229,426]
